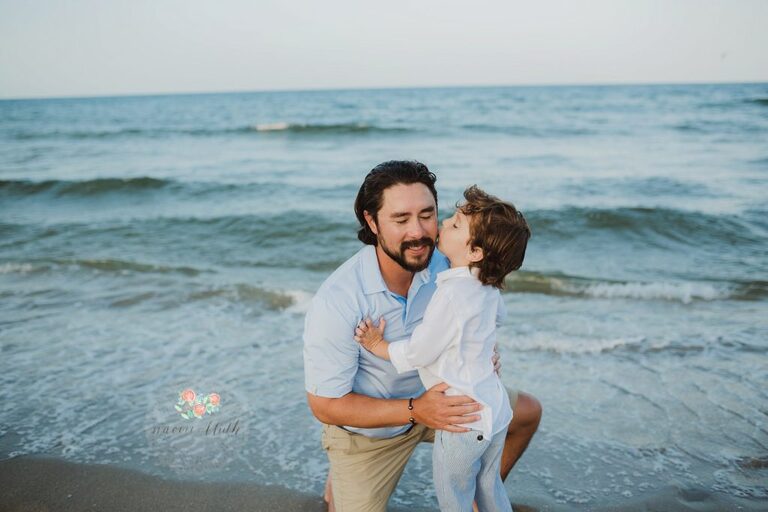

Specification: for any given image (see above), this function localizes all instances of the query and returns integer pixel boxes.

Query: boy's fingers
[379,318,386,331]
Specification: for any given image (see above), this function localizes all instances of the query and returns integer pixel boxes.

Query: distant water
[1,84,767,509]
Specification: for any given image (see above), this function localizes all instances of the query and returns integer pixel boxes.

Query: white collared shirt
[388,266,512,438]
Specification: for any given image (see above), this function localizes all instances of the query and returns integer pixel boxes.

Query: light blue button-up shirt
[303,244,450,438]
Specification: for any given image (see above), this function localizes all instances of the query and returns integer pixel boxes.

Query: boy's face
[438,209,475,265]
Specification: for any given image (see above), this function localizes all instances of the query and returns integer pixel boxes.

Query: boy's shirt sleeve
[388,289,460,374]
[303,295,359,397]
[496,293,507,327]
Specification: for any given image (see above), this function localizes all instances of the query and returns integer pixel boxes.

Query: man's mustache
[401,237,435,250]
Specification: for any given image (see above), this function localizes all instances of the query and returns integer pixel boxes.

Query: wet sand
[0,455,763,512]
[0,455,326,512]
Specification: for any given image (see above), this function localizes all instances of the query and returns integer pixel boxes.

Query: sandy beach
[1,455,764,512]
[0,455,327,512]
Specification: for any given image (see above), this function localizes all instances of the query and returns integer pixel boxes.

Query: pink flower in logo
[175,388,222,420]
[193,403,206,417]
[181,389,196,403]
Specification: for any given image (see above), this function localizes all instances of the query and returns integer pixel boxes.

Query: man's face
[368,183,438,272]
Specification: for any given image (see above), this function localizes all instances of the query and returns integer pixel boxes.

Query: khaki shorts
[322,388,519,512]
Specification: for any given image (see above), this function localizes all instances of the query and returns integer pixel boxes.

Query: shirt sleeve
[303,295,359,398]
[388,288,460,374]
[496,294,507,327]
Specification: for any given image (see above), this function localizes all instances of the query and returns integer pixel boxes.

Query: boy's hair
[458,185,531,289]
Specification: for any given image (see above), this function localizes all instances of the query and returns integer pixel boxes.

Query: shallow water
[1,83,767,509]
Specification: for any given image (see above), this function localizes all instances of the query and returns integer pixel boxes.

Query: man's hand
[412,382,483,432]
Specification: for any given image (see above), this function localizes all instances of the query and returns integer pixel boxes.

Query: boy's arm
[388,290,460,373]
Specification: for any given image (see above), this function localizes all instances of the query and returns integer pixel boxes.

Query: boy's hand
[354,317,390,360]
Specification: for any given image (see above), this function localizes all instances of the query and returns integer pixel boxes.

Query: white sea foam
[252,122,290,132]
[506,332,648,354]
[571,281,731,304]
[0,262,34,274]
[285,290,314,313]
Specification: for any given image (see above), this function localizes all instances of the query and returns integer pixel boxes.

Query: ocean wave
[505,332,648,354]
[8,122,411,140]
[104,283,302,310]
[248,122,409,134]
[0,258,204,276]
[461,123,595,137]
[671,120,765,134]
[0,177,171,197]
[181,283,298,310]
[505,271,765,303]
[530,206,765,247]
[0,177,360,199]
[0,262,35,274]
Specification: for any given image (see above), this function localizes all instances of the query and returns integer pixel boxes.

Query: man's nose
[406,218,427,238]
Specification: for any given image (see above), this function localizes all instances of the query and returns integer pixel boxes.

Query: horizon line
[0,80,768,101]
[2,78,767,102]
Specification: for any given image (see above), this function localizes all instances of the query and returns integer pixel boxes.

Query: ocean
[1,83,766,510]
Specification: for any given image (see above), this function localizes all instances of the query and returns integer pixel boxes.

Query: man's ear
[467,245,484,263]
[363,211,379,235]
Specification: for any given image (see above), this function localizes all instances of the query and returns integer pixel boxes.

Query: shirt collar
[435,265,479,285]
[360,244,433,295]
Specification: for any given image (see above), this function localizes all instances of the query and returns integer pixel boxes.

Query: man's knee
[510,392,542,430]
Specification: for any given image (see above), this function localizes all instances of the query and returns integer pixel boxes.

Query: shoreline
[0,455,763,512]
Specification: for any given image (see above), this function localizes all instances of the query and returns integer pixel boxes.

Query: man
[304,160,541,511]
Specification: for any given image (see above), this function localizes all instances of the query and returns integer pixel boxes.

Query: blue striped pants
[433,428,512,512]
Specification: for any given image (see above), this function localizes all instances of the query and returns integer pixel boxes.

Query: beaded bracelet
[408,397,415,425]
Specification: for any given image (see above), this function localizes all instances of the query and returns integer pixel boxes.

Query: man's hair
[459,185,531,289]
[354,160,438,245]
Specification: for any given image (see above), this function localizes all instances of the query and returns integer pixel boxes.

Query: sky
[0,0,766,99]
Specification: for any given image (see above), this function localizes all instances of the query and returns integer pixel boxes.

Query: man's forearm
[307,392,412,428]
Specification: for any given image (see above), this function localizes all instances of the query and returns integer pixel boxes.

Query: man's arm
[303,294,482,431]
[307,382,483,432]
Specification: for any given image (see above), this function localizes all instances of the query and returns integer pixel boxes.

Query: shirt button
[477,434,484,441]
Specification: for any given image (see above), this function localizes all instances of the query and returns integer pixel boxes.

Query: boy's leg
[476,428,513,512]
[322,423,430,512]
[432,430,487,512]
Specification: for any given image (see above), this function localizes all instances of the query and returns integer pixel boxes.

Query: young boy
[354,185,531,512]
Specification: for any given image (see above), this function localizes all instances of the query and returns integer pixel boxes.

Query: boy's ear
[364,211,379,235]
[467,245,483,263]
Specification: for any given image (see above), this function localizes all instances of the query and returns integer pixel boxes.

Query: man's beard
[378,235,436,272]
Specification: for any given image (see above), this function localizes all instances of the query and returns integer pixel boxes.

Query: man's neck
[374,245,414,297]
